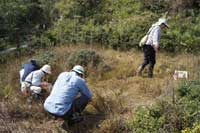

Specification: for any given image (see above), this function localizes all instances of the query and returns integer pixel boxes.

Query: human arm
[24,72,33,84]
[153,44,160,52]
[78,79,92,100]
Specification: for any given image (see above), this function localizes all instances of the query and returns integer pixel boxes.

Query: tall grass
[0,44,200,132]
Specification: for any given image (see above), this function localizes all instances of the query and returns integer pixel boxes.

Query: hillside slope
[0,44,199,132]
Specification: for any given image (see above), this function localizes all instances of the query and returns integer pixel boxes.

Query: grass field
[0,44,199,132]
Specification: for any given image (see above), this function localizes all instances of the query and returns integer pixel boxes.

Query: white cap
[72,65,84,75]
[41,64,51,74]
[157,18,169,28]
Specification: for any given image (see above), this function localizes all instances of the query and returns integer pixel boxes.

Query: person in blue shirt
[44,65,92,122]
[20,59,40,83]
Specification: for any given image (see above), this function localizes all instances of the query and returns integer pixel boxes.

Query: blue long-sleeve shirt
[44,71,92,116]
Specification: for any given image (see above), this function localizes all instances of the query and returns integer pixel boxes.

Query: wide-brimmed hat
[41,64,51,74]
[157,18,169,28]
[72,65,84,75]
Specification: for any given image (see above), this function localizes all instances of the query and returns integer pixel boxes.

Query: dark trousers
[50,94,90,120]
[139,45,156,77]
[64,94,90,116]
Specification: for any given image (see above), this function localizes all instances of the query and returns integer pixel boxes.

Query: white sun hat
[157,18,169,28]
[41,64,51,74]
[72,65,85,75]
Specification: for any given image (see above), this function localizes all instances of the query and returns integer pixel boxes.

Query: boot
[137,66,143,76]
[148,66,154,78]
[68,112,83,126]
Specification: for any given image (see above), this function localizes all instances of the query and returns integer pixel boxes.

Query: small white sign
[173,70,188,80]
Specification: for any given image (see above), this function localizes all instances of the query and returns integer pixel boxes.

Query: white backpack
[139,26,155,47]
[139,35,148,47]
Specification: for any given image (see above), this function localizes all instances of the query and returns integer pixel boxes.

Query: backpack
[21,62,39,81]
[139,35,148,47]
[139,26,155,47]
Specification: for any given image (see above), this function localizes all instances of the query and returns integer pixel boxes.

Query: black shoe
[61,121,69,130]
[148,67,154,78]
[32,93,42,101]
[68,112,83,126]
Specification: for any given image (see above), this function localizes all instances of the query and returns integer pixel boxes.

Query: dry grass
[0,44,199,132]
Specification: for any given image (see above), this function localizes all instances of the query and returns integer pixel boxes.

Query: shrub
[177,80,200,100]
[161,15,200,53]
[67,50,102,68]
[127,80,200,132]
[67,50,112,78]
[127,106,165,133]
[142,0,169,13]
[182,123,200,133]
[34,51,57,66]
[1,0,200,53]
[127,99,184,133]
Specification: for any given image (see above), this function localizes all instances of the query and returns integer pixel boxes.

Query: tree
[0,0,55,48]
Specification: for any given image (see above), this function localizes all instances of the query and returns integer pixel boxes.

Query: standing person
[137,18,169,78]
[44,65,92,125]
[21,64,52,97]
[19,59,40,83]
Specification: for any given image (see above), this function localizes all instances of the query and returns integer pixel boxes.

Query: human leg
[67,94,90,116]
[148,47,156,78]
[61,94,90,122]
[137,45,150,75]
[29,86,43,101]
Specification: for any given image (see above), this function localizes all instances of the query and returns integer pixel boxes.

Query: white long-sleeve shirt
[146,25,161,48]
[25,69,45,86]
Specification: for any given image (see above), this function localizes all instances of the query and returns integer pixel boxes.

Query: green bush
[49,18,83,44]
[128,80,200,132]
[1,0,200,52]
[161,15,200,53]
[141,0,169,13]
[182,123,200,133]
[34,51,58,66]
[67,50,102,68]
[127,106,165,133]
[177,80,200,100]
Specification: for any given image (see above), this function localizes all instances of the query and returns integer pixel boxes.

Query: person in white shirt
[21,64,52,96]
[137,18,169,78]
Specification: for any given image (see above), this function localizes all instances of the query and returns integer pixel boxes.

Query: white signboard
[173,70,188,80]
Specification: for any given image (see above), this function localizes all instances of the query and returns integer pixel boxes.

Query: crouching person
[44,65,92,125]
[21,64,52,100]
